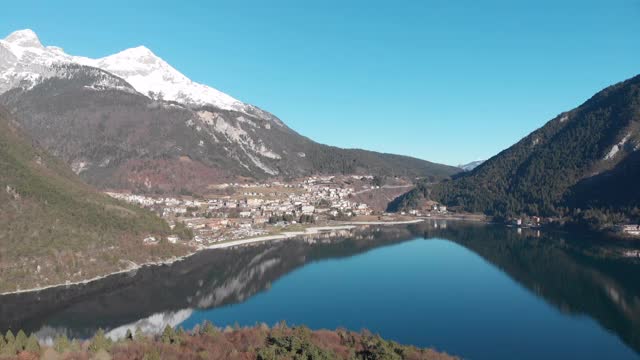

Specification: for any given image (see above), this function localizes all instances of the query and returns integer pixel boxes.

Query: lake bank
[0,220,424,297]
[2,221,639,359]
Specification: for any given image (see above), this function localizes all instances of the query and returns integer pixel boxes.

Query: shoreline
[0,219,424,297]
[202,219,425,250]
[418,214,488,222]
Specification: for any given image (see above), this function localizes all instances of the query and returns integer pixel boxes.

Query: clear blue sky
[2,0,639,166]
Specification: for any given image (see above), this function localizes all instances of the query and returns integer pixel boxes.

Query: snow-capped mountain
[1,30,136,96]
[77,46,249,112]
[0,29,78,92]
[0,29,249,112]
[0,29,458,193]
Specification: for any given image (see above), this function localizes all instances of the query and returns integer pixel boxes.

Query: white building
[301,205,315,215]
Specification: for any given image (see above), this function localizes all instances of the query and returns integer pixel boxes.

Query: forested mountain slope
[0,107,187,293]
[392,74,640,227]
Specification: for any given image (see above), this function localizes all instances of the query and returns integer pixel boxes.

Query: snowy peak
[0,29,133,95]
[3,29,43,49]
[117,45,155,58]
[89,45,169,78]
[0,29,275,118]
[90,45,245,111]
[0,29,257,114]
[100,46,162,69]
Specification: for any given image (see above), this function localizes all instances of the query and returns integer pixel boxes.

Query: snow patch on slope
[458,160,484,172]
[604,133,632,160]
[531,137,540,147]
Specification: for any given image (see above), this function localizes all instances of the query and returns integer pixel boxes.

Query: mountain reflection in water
[0,226,412,340]
[0,221,638,357]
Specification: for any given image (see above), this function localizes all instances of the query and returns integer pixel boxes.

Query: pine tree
[53,334,70,353]
[161,325,175,344]
[125,329,133,341]
[176,326,186,338]
[134,327,145,342]
[24,334,40,353]
[15,330,27,351]
[4,330,14,345]
[88,329,112,352]
[0,343,15,356]
[70,339,82,352]
[201,320,218,336]
[1,330,15,356]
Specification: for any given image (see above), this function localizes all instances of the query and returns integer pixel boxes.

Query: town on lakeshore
[105,175,441,248]
[106,173,640,250]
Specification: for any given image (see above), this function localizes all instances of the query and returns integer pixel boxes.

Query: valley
[0,13,639,359]
[0,29,462,295]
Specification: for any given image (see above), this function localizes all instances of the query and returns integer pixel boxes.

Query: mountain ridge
[0,29,459,192]
[391,74,640,230]
[0,29,249,112]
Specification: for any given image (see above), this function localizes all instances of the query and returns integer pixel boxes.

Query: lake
[1,221,639,359]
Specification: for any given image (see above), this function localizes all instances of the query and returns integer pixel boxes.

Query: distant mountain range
[0,30,458,193]
[458,160,484,172]
[392,74,640,229]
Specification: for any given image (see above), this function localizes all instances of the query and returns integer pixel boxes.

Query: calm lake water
[1,221,639,359]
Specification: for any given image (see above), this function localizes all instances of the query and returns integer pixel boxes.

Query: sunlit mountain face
[0,29,459,193]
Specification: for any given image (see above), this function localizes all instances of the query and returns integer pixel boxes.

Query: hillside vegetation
[392,74,640,229]
[0,107,188,293]
[0,323,457,360]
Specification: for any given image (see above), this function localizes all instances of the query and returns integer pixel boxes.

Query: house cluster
[399,204,448,217]
[106,176,374,246]
[510,216,542,228]
[618,224,640,237]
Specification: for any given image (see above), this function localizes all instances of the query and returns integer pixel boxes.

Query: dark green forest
[392,74,640,230]
[0,107,189,292]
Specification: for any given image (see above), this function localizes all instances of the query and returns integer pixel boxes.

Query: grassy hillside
[391,74,640,229]
[0,107,188,293]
